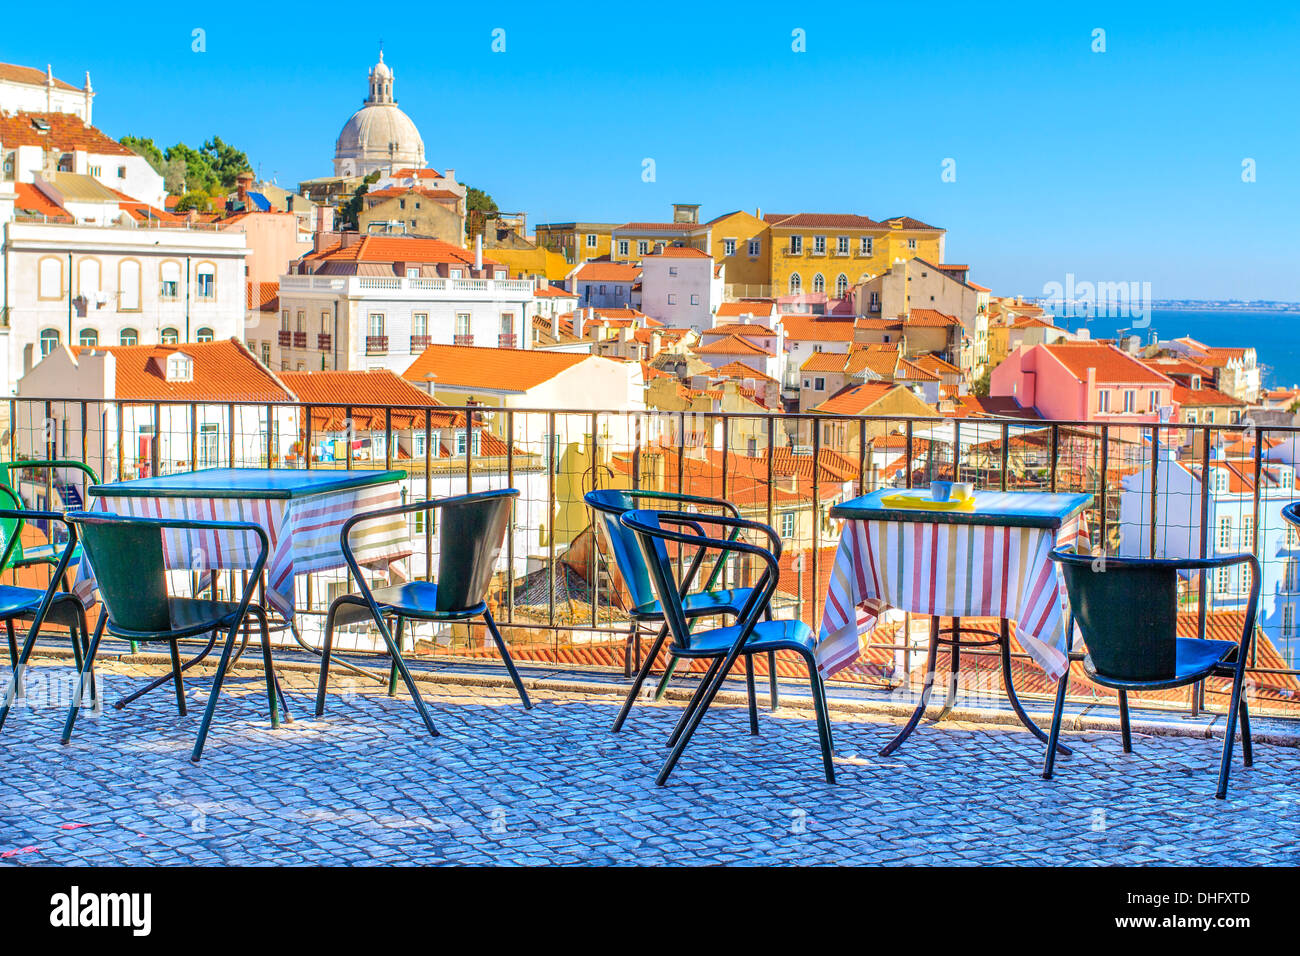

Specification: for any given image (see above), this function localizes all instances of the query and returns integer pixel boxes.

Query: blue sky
[5,1,1299,300]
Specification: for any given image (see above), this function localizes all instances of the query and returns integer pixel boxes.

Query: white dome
[332,51,425,177]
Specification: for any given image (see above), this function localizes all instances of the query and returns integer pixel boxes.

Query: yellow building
[534,222,617,264]
[483,246,572,282]
[767,213,945,298]
[700,209,771,297]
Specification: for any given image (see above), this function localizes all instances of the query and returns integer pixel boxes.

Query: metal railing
[7,397,1300,722]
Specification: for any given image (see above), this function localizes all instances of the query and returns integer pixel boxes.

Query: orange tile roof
[968,281,991,293]
[770,213,881,229]
[364,186,460,201]
[910,352,962,376]
[388,167,445,179]
[533,286,576,298]
[695,334,773,357]
[613,222,700,232]
[715,301,776,318]
[11,183,70,221]
[305,236,488,266]
[703,323,775,338]
[713,360,777,383]
[246,281,279,312]
[896,359,939,382]
[812,382,905,415]
[644,245,710,258]
[1172,384,1245,407]
[904,308,962,327]
[1043,342,1174,386]
[70,339,291,403]
[0,62,81,91]
[0,111,132,155]
[573,262,641,282]
[882,216,942,231]
[403,343,592,392]
[800,351,851,373]
[779,314,856,342]
[281,369,441,431]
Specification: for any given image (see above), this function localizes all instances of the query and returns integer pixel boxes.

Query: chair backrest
[585,489,657,610]
[69,514,171,633]
[435,489,517,613]
[1053,551,1180,682]
[0,460,100,512]
[618,509,691,649]
[0,485,25,572]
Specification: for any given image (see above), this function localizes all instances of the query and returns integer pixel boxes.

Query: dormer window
[166,353,194,382]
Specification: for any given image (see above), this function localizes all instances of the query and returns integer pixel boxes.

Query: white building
[638,245,722,331]
[0,63,95,124]
[0,213,249,393]
[569,262,641,310]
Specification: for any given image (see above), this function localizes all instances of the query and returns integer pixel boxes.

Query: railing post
[117,402,125,482]
[857,417,867,496]
[1099,425,1110,552]
[385,407,394,472]
[504,408,514,624]
[1194,424,1212,717]
[1252,426,1264,668]
[589,410,599,627]
[1000,422,1010,492]
[190,402,198,472]
[227,403,235,468]
[811,414,821,629]
[151,402,161,477]
[1049,423,1060,493]
[905,419,914,489]
[304,405,313,470]
[345,406,354,471]
[1148,424,1160,559]
[547,410,557,629]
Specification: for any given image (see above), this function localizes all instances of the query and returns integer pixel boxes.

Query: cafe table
[76,467,411,623]
[820,488,1092,756]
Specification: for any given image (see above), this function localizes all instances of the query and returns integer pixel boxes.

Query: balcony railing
[9,399,1300,727]
[410,335,431,351]
[365,335,387,354]
[498,333,517,349]
[453,334,474,346]
[316,333,331,351]
[293,332,308,349]
[277,330,291,347]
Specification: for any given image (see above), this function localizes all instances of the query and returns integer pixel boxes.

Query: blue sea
[1054,308,1300,390]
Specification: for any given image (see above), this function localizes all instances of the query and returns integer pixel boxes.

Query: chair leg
[623,620,636,679]
[1042,672,1070,779]
[804,657,836,784]
[1216,666,1249,799]
[484,609,531,709]
[5,619,16,669]
[386,615,404,697]
[61,610,107,745]
[1240,696,1253,767]
[612,621,667,733]
[168,640,187,717]
[1118,689,1132,753]
[768,650,779,711]
[190,615,246,763]
[377,612,439,739]
[658,648,743,786]
[115,627,219,711]
[315,600,346,717]
[251,607,280,729]
[0,605,62,733]
[666,657,722,749]
[652,655,680,701]
[744,654,759,735]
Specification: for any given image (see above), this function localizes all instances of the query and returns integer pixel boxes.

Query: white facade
[3,144,165,209]
[639,251,722,331]
[0,66,94,123]
[273,273,540,373]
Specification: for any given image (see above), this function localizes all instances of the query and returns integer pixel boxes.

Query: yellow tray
[879,492,976,512]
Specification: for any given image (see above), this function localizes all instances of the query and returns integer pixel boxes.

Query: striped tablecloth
[75,482,410,620]
[818,513,1088,682]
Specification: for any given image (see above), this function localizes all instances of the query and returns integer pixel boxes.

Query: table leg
[936,616,961,721]
[1000,619,1071,755]
[878,615,940,757]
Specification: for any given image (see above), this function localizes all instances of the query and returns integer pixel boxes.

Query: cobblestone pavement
[2,654,1298,866]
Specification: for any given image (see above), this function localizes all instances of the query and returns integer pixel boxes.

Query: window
[907,238,917,250]
[454,431,481,456]
[296,311,305,332]
[668,266,678,276]
[195,263,216,299]
[117,166,126,179]
[38,257,62,299]
[1287,525,1299,549]
[199,423,219,468]
[617,240,629,257]
[500,313,515,334]
[788,235,803,255]
[412,313,428,337]
[723,238,736,256]
[196,327,214,343]
[1216,565,1231,596]
[586,234,597,248]
[160,327,179,345]
[455,313,471,338]
[78,329,98,347]
[280,310,290,331]
[789,273,802,294]
[637,241,649,256]
[860,237,873,256]
[118,260,141,310]
[835,274,849,297]
[1149,389,1159,411]
[1241,515,1254,551]
[120,328,138,346]
[812,273,825,294]
[814,377,825,391]
[1217,516,1232,551]
[747,239,761,256]
[77,258,100,297]
[39,328,60,357]
[690,294,699,305]
[260,342,270,364]
[1285,604,1295,638]
[368,313,385,339]
[668,294,677,305]
[780,512,795,539]
[1286,559,1297,592]
[836,236,849,255]
[1123,390,1135,413]
[1098,390,1111,413]
[413,432,427,459]
[813,236,826,255]
[160,261,180,299]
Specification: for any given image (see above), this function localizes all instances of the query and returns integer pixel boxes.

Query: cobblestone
[0,655,1297,865]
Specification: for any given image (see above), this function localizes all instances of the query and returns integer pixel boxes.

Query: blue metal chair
[585,488,776,734]
[1045,547,1259,799]
[316,488,531,739]
[619,508,835,786]
[61,512,289,762]
[0,501,91,732]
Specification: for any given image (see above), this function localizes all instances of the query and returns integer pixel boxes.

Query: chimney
[755,207,761,219]
[474,234,483,271]
[340,231,361,249]
[653,241,666,255]
[315,204,334,234]
[574,309,584,338]
[236,171,253,204]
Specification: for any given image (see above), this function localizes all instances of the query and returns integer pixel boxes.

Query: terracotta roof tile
[573,262,641,282]
[0,111,132,156]
[403,343,592,392]
[695,334,773,357]
[70,339,291,403]
[1044,342,1174,386]
[0,62,81,91]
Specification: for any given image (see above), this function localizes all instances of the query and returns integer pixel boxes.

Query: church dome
[332,51,425,178]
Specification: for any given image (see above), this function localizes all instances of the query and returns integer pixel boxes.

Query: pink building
[990,341,1179,423]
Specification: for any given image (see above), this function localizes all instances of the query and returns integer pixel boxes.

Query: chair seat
[366,582,483,620]
[673,619,817,659]
[107,597,247,641]
[16,542,81,565]
[634,587,754,620]
[1084,637,1238,690]
[0,584,47,616]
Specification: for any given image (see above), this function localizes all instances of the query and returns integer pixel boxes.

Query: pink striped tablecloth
[818,512,1088,682]
[75,482,410,620]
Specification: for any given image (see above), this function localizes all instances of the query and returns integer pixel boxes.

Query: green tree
[971,369,991,397]
[173,191,210,213]
[337,170,381,230]
[201,136,252,190]
[464,186,498,238]
[121,136,165,174]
